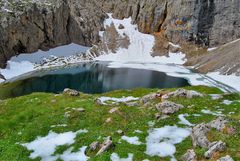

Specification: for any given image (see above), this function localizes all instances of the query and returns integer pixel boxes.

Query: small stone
[118,24,124,29]
[96,136,113,155]
[51,99,57,103]
[109,107,119,114]
[204,141,226,159]
[156,101,184,114]
[181,149,196,161]
[89,141,100,151]
[217,155,234,161]
[105,117,112,123]
[75,108,85,112]
[116,130,124,135]
[63,88,80,96]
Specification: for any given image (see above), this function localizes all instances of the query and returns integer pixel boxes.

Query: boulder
[217,155,234,161]
[181,149,197,161]
[207,117,228,131]
[63,88,80,96]
[96,136,113,155]
[156,101,184,114]
[204,141,226,159]
[140,93,158,104]
[191,123,211,148]
[125,101,139,107]
[162,89,203,100]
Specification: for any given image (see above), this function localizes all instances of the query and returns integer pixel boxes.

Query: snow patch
[207,47,217,52]
[21,129,88,161]
[95,14,186,65]
[134,130,143,134]
[222,100,233,105]
[207,72,240,91]
[178,114,195,126]
[0,43,89,81]
[201,109,224,116]
[98,96,139,105]
[58,146,89,161]
[145,126,190,160]
[121,136,142,145]
[111,153,133,161]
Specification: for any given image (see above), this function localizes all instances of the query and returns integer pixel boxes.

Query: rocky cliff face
[0,0,106,68]
[0,0,239,68]
[100,0,240,47]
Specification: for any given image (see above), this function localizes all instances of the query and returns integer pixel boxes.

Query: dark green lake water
[1,63,190,98]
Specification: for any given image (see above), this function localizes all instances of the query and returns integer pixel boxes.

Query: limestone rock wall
[0,0,240,68]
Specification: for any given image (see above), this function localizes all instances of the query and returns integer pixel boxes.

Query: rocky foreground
[0,85,240,160]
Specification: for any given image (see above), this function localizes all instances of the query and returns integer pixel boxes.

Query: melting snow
[207,72,240,91]
[110,153,133,161]
[147,121,155,127]
[98,96,139,105]
[95,14,186,65]
[21,129,88,161]
[207,47,217,52]
[0,43,89,81]
[121,136,142,145]
[222,100,233,105]
[134,130,143,134]
[201,109,224,116]
[58,147,89,161]
[178,114,195,126]
[145,126,190,160]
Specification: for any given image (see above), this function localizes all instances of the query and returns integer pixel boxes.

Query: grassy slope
[0,86,240,161]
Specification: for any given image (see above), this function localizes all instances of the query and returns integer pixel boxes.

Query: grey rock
[207,117,228,131]
[217,155,234,161]
[74,108,85,112]
[204,141,226,159]
[63,88,80,96]
[118,24,124,29]
[96,136,113,155]
[181,149,196,161]
[191,123,211,148]
[89,141,100,151]
[162,89,203,100]
[125,101,139,107]
[156,101,184,114]
[140,93,158,104]
[116,130,124,135]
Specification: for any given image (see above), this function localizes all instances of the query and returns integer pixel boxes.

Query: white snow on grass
[145,126,190,160]
[21,129,88,161]
[207,72,240,91]
[0,43,89,81]
[50,124,68,128]
[95,14,186,65]
[58,146,89,161]
[121,136,142,145]
[222,100,233,105]
[147,121,155,127]
[97,96,139,105]
[178,114,195,126]
[134,130,143,134]
[110,153,133,161]
[201,109,224,116]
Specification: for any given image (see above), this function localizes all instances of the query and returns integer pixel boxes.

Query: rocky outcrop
[156,100,184,114]
[100,0,240,47]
